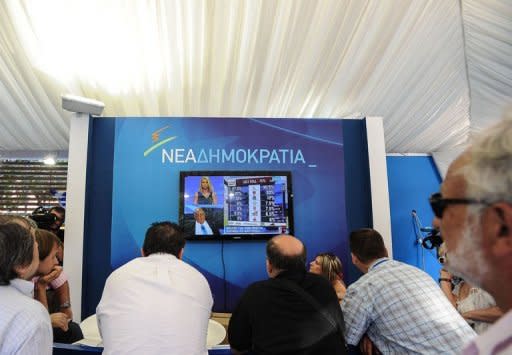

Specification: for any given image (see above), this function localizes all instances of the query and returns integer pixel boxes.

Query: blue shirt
[341,258,476,354]
[0,278,53,354]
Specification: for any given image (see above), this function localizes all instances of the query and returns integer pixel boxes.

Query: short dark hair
[49,206,65,221]
[266,238,307,272]
[0,224,35,285]
[35,229,60,260]
[142,221,185,257]
[349,228,388,263]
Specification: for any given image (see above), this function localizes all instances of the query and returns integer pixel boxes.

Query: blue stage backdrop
[82,117,372,316]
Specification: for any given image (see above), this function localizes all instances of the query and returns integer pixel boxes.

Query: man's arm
[16,307,53,355]
[53,280,73,319]
[439,269,457,307]
[340,284,373,346]
[461,306,503,323]
[34,266,63,310]
[228,290,253,353]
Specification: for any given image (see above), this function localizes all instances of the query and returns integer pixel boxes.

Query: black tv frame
[179,171,294,240]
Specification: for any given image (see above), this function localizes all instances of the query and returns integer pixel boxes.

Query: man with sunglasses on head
[431,113,512,355]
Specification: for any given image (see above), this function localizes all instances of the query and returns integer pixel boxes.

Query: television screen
[179,171,294,240]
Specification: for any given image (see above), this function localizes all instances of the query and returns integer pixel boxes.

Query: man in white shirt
[433,115,512,354]
[97,221,213,355]
[194,208,213,235]
[0,222,53,355]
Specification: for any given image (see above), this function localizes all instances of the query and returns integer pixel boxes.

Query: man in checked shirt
[341,228,475,354]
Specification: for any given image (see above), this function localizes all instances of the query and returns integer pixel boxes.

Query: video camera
[29,206,58,230]
[420,228,443,250]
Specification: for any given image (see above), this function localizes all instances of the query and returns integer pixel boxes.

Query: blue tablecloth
[53,343,232,354]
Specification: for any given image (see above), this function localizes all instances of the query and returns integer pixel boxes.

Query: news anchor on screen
[194,208,213,235]
[193,177,217,205]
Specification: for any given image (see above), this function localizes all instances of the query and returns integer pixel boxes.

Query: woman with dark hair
[34,229,83,343]
[309,252,346,302]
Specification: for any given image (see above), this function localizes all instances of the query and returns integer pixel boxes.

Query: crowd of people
[1,113,511,354]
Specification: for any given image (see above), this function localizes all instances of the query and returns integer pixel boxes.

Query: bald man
[228,235,347,354]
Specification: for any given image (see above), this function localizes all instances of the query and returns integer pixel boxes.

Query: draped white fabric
[0,0,510,154]
[462,0,512,135]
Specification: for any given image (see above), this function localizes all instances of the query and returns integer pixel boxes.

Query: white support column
[63,112,90,321]
[366,117,393,257]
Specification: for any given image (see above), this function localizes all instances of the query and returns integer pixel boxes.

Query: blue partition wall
[81,118,373,317]
[386,155,442,280]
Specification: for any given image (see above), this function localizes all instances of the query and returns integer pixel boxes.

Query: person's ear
[178,248,184,260]
[351,252,358,266]
[489,203,512,258]
[13,265,26,279]
[266,259,272,275]
[141,248,145,257]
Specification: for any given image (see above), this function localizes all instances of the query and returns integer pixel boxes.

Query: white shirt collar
[10,278,35,297]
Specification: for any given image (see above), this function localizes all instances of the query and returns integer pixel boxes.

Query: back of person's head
[35,229,60,260]
[316,253,343,282]
[0,223,35,285]
[142,221,185,257]
[0,214,37,229]
[266,235,307,272]
[349,228,388,264]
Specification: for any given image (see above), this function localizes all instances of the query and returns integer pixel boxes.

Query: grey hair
[464,112,512,205]
[0,214,38,229]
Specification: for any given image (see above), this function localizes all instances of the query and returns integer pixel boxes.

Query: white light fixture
[62,94,105,115]
[43,156,56,165]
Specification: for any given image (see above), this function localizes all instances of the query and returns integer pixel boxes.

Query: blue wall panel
[83,118,373,315]
[386,156,442,280]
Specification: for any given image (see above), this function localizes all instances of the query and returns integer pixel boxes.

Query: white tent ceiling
[0,0,511,157]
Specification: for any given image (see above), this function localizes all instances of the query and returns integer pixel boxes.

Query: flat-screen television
[179,171,294,240]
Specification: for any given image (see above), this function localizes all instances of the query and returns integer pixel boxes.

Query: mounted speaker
[61,94,105,115]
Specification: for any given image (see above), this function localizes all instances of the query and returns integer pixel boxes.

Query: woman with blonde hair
[193,176,218,205]
[309,252,346,302]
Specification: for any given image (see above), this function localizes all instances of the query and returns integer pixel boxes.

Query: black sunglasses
[429,192,491,218]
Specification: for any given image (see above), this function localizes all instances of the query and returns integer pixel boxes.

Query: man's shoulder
[467,310,512,354]
[245,278,273,291]
[106,257,142,278]
[109,255,208,282]
[304,271,333,284]
[367,259,426,279]
[176,258,210,283]
[0,288,50,323]
[245,273,334,298]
